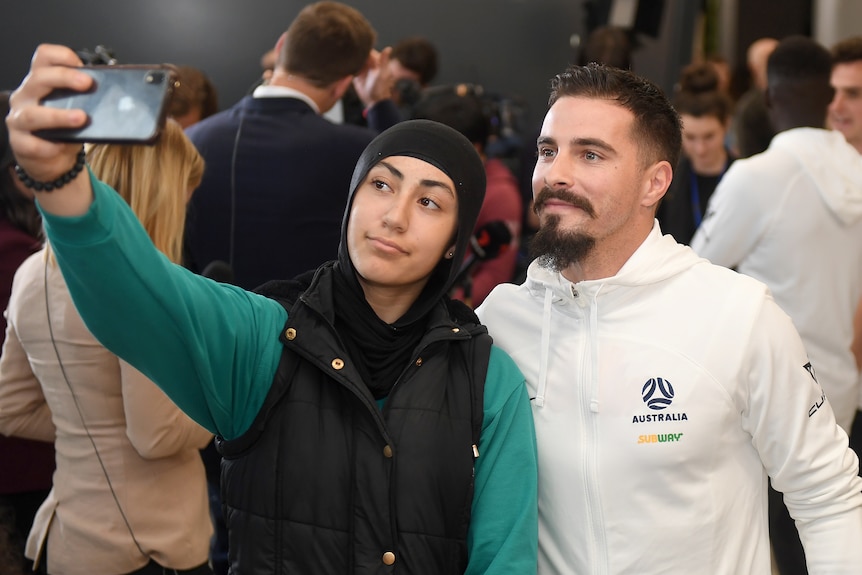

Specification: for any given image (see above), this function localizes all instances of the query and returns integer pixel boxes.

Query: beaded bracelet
[14,147,87,192]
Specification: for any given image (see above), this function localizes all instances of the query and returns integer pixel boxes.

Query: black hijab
[332,120,486,398]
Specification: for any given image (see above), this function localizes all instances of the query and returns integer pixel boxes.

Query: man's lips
[537,199,592,217]
[541,199,580,210]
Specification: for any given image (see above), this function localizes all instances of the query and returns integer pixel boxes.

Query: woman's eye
[419,197,440,210]
[372,179,390,191]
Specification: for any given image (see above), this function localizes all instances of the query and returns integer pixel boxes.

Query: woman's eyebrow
[376,160,455,197]
[420,178,455,197]
[377,160,404,180]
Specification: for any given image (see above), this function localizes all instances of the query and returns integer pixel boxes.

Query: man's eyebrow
[536,136,617,155]
[571,137,617,154]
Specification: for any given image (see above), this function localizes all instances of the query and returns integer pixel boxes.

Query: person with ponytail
[657,62,735,244]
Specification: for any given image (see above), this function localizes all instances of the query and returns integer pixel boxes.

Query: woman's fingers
[7,44,90,181]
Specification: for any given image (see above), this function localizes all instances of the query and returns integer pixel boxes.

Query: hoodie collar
[525,221,704,302]
[525,221,703,408]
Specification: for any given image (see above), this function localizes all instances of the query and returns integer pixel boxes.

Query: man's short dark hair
[411,85,490,148]
[766,36,834,125]
[278,1,376,87]
[832,36,862,65]
[548,63,681,168]
[391,37,439,86]
[768,36,832,84]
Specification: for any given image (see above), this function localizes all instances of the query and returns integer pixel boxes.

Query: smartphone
[36,65,177,144]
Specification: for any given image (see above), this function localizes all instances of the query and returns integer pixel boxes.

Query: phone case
[36,65,177,144]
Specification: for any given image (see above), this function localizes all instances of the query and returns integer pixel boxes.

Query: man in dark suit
[184,1,400,289]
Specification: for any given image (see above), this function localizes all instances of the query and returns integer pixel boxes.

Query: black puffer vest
[217,266,490,574]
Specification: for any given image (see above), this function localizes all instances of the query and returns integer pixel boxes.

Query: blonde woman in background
[0,120,214,575]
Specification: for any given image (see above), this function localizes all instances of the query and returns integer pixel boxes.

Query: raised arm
[6,45,286,440]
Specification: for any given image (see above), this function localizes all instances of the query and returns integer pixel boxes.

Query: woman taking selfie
[6,44,538,574]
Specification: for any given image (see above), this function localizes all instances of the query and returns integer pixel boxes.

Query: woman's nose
[382,196,410,231]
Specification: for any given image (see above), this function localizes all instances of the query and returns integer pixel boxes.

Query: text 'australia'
[632,412,688,423]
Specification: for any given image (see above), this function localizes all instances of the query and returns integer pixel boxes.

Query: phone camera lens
[145,72,166,85]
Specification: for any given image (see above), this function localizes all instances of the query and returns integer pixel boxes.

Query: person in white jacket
[477,60,862,574]
[831,35,862,481]
[690,36,862,575]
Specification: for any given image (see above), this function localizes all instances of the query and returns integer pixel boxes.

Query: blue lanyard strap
[689,169,704,227]
[689,158,729,228]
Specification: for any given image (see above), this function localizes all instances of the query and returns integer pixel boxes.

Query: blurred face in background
[829,60,862,154]
[680,113,728,175]
[386,58,422,86]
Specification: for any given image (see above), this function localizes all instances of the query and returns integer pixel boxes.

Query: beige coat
[0,250,213,575]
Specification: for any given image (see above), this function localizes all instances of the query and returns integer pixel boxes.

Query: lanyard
[689,159,728,227]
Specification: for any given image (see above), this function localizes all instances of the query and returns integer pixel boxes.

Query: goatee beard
[529,214,596,272]
[530,186,597,271]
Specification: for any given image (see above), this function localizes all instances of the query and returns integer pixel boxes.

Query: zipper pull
[472,444,479,458]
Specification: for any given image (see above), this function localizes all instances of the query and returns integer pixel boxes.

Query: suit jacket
[0,250,213,575]
[184,96,398,289]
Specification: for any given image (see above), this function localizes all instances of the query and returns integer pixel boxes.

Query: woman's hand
[6,44,95,215]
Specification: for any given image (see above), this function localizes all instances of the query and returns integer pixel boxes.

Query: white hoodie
[692,128,862,431]
[478,225,862,575]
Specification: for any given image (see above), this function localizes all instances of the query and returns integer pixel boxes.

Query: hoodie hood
[771,128,862,225]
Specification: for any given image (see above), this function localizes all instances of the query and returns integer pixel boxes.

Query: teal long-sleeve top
[39,172,538,574]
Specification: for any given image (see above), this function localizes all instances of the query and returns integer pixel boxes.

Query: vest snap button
[331,358,344,370]
[382,551,396,565]
[285,328,296,340]
[415,357,423,367]
[383,444,393,458]
[451,327,460,333]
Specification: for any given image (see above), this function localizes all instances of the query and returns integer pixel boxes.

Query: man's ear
[642,160,673,209]
[273,33,287,64]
